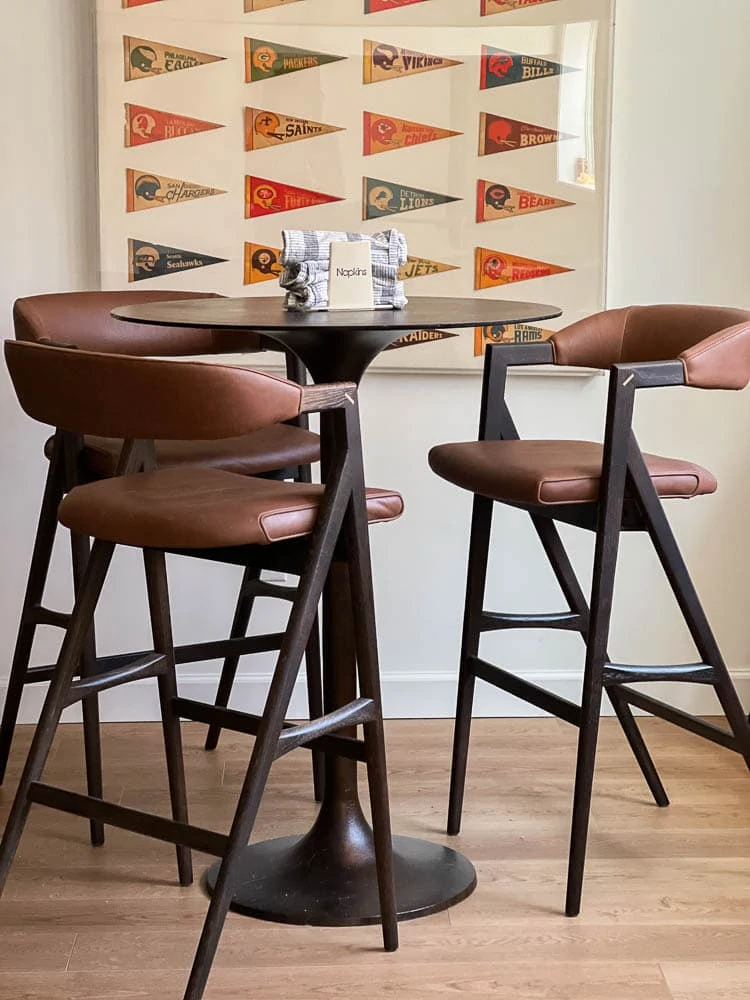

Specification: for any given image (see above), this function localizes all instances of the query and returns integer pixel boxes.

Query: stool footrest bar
[604,663,715,685]
[469,656,582,727]
[275,698,375,758]
[479,611,586,633]
[616,687,739,752]
[63,654,167,708]
[25,606,72,629]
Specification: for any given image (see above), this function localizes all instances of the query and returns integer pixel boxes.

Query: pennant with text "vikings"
[246,38,345,82]
[476,180,573,222]
[363,39,461,83]
[246,108,344,151]
[474,248,572,289]
[128,239,227,282]
[474,324,553,356]
[363,112,461,155]
[246,176,343,218]
[125,104,223,147]
[244,243,283,284]
[124,36,224,81]
[479,112,576,155]
[363,177,461,219]
[480,45,578,90]
[481,0,560,14]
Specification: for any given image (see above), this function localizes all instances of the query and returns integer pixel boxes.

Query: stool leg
[143,549,192,887]
[0,443,65,785]
[305,612,325,803]
[448,495,493,836]
[0,541,115,896]
[204,566,261,752]
[606,686,669,806]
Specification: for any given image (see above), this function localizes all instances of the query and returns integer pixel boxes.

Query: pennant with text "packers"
[363,112,461,155]
[474,324,553,356]
[398,256,459,280]
[474,248,572,289]
[480,45,577,90]
[245,0,304,10]
[246,176,343,218]
[479,112,575,155]
[128,239,227,283]
[124,37,224,81]
[363,177,460,220]
[246,108,344,151]
[126,170,225,213]
[365,0,432,12]
[476,180,573,222]
[385,330,458,350]
[481,0,560,14]
[363,39,461,84]
[244,243,283,284]
[246,38,345,83]
[125,104,223,147]
[123,0,164,7]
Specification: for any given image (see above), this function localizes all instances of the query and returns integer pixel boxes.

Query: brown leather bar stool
[0,291,326,833]
[429,304,750,916]
[0,340,400,1000]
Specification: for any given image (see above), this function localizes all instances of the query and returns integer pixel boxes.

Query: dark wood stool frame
[447,342,750,917]
[0,381,397,1000]
[0,351,326,815]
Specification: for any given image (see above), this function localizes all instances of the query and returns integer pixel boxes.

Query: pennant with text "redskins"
[125,103,223,147]
[246,38,345,83]
[363,112,461,155]
[398,256,459,280]
[481,0,560,14]
[123,0,164,7]
[244,243,283,284]
[246,176,343,218]
[363,39,461,84]
[479,112,575,155]
[480,45,578,90]
[126,170,225,212]
[474,324,553,356]
[246,108,344,151]
[245,0,304,10]
[128,239,227,282]
[124,37,224,81]
[476,180,573,222]
[365,0,432,12]
[363,177,460,220]
[474,248,572,289]
[385,330,458,350]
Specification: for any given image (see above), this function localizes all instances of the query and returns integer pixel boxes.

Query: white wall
[2,0,750,722]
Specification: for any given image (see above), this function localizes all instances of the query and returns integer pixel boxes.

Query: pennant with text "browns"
[363,39,461,84]
[126,170,225,212]
[474,248,572,289]
[245,0,304,10]
[246,38,345,83]
[479,112,575,155]
[385,330,458,350]
[246,108,344,151]
[480,45,577,90]
[365,0,432,12]
[474,324,553,356]
[244,243,283,284]
[124,37,224,81]
[246,176,343,218]
[398,256,459,280]
[476,180,573,222]
[128,239,227,282]
[363,177,460,220]
[481,0,560,14]
[125,104,223,147]
[363,112,461,155]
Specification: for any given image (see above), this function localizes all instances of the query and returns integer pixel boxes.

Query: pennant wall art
[123,0,164,7]
[363,40,461,84]
[474,247,572,289]
[128,239,227,281]
[476,180,574,222]
[245,0,304,10]
[481,0,560,14]
[246,176,343,217]
[246,108,343,151]
[246,38,345,82]
[363,112,460,155]
[125,104,223,146]
[123,37,224,81]
[474,324,553,356]
[126,169,225,211]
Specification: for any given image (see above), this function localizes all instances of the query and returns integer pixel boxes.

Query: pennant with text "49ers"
[481,0,560,14]
[474,248,572,289]
[128,239,227,282]
[246,176,343,218]
[126,170,225,212]
[246,38,345,83]
[474,324,553,356]
[480,45,577,90]
[476,180,573,222]
[125,103,223,147]
[363,112,461,155]
[363,39,461,84]
[479,112,575,155]
[124,37,224,81]
[244,243,283,284]
[246,108,344,151]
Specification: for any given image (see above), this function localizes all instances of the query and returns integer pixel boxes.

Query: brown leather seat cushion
[58,467,403,549]
[429,440,717,505]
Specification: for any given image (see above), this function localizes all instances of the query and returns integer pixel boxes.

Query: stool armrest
[300,382,358,414]
[613,360,685,390]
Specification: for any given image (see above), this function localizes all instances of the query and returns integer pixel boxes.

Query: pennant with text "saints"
[481,0,560,14]
[385,330,458,350]
[363,177,460,220]
[246,38,345,83]
[124,37,224,82]
[125,104,223,147]
[246,108,344,151]
[474,324,553,356]
[126,170,225,212]
[363,39,461,84]
[246,176,343,218]
[479,112,575,155]
[398,256,459,280]
[245,0,304,10]
[244,243,283,284]
[480,45,578,90]
[476,180,573,222]
[474,248,572,289]
[363,112,461,155]
[128,239,227,282]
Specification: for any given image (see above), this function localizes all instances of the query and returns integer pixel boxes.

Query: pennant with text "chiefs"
[246,38,345,83]
[126,170,225,212]
[385,330,458,350]
[476,180,573,222]
[398,256,459,280]
[244,243,283,284]
[365,0,432,12]
[125,104,223,147]
[481,0,560,14]
[363,112,461,155]
[480,46,577,90]
[363,177,460,220]
[128,239,227,283]
[123,0,164,7]
[363,39,461,84]
[245,0,303,9]
[246,176,343,218]
[479,112,575,155]
[474,247,572,289]
[246,108,344,151]
[124,37,224,81]
[474,324,553,356]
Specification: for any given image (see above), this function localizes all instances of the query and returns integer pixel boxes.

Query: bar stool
[0,291,325,830]
[0,339,400,1000]
[429,304,750,916]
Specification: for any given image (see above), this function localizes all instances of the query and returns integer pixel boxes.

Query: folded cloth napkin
[281,228,408,269]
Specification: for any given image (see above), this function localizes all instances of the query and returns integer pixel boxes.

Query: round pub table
[113,296,562,926]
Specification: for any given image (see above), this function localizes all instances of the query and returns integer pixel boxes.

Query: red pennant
[245,176,343,217]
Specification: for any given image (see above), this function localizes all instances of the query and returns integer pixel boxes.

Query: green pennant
[363,177,460,219]
[245,38,346,82]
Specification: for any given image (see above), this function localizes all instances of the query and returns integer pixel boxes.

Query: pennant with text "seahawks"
[128,239,227,282]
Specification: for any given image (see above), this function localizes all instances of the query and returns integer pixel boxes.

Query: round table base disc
[204,834,477,926]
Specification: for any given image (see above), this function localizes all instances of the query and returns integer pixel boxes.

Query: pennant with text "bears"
[474,248,572,289]
[476,180,573,222]
[128,239,227,282]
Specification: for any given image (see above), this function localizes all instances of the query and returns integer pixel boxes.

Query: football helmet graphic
[133,245,160,273]
[488,51,514,79]
[368,185,395,213]
[486,118,514,147]
[482,255,507,282]
[372,118,397,145]
[130,45,158,74]
[134,175,162,201]
[251,248,280,275]
[253,184,278,210]
[252,45,278,74]
[372,44,401,72]
[485,184,512,211]
[131,113,157,140]
[254,112,283,141]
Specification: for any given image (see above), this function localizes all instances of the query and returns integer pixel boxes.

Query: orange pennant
[363,112,461,155]
[398,256,459,280]
[124,37,224,81]
[244,243,283,284]
[474,324,554,356]
[476,180,573,222]
[363,40,461,84]
[246,108,343,151]
[246,176,343,218]
[123,0,164,6]
[474,248,572,289]
[125,103,223,147]
[481,0,560,13]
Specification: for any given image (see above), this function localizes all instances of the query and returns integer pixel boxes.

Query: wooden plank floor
[1,717,749,998]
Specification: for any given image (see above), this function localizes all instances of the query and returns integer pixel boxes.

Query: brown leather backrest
[550,305,750,389]
[4,341,302,440]
[13,290,264,357]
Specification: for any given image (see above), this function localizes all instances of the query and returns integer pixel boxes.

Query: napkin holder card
[327,240,391,312]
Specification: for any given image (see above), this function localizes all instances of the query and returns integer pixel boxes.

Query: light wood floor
[1,717,749,999]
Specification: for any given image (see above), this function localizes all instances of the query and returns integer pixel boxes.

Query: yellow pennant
[474,247,572,289]
[363,112,461,155]
[474,324,553,356]
[476,180,574,222]
[124,36,224,81]
[246,108,343,151]
[398,256,459,280]
[363,39,461,84]
[126,169,225,212]
[243,243,283,284]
